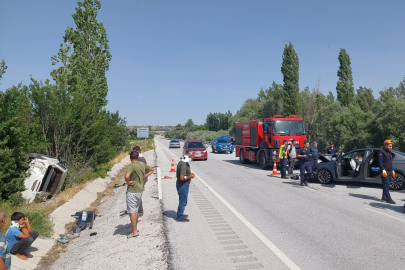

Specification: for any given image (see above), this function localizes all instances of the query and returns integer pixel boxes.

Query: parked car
[169,139,181,148]
[315,148,405,190]
[22,153,68,203]
[211,136,234,153]
[183,139,207,160]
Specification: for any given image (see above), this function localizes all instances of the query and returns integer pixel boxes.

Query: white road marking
[365,208,405,224]
[155,139,301,270]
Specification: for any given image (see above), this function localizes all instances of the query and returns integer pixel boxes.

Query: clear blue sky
[1,0,404,126]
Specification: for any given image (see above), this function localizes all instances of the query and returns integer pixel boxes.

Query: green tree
[356,86,375,112]
[0,59,7,84]
[281,42,299,115]
[336,48,355,106]
[0,85,47,200]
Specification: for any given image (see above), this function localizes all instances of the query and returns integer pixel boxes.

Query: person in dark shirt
[297,141,312,186]
[378,140,396,204]
[326,142,337,155]
[309,141,319,170]
[176,150,195,222]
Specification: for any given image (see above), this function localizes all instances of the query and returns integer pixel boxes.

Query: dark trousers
[310,159,317,170]
[381,171,392,198]
[280,158,287,177]
[176,183,189,220]
[10,231,39,255]
[288,158,297,175]
[300,161,312,182]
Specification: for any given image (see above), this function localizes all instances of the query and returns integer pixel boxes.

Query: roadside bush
[186,130,229,143]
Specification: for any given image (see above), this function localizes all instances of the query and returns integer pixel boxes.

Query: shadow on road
[369,202,405,214]
[222,159,260,170]
[163,210,177,220]
[349,193,380,201]
[113,224,131,236]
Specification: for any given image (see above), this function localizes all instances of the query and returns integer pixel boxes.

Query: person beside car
[309,141,319,169]
[378,140,396,204]
[326,142,337,155]
[297,140,311,186]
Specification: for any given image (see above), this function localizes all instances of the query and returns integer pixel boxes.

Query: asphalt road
[156,136,405,270]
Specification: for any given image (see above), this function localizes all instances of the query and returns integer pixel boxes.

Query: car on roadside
[22,153,68,203]
[183,139,208,160]
[211,136,234,153]
[169,139,181,148]
[314,148,405,190]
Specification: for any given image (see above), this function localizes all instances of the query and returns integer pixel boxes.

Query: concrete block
[32,238,54,252]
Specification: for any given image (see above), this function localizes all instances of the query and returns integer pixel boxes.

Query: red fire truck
[234,115,311,169]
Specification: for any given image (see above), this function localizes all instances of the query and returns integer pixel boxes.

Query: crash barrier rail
[157,166,162,199]
[153,166,163,200]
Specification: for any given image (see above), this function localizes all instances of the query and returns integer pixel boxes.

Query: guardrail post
[157,166,162,199]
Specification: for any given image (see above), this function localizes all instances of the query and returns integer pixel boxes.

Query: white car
[22,153,68,203]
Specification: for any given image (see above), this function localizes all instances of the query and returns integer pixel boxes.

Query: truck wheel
[259,152,268,170]
[240,149,249,164]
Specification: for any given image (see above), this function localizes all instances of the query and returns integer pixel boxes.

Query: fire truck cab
[234,115,310,169]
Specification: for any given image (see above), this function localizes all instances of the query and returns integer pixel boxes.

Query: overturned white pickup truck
[21,153,68,203]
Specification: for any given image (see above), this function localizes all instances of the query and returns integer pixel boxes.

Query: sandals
[127,233,139,239]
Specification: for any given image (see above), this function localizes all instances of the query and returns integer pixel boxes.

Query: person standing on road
[125,151,154,238]
[309,141,319,170]
[279,140,288,179]
[378,140,396,204]
[176,150,195,222]
[287,139,297,177]
[297,141,312,186]
[326,142,337,155]
[132,146,148,216]
[0,209,11,270]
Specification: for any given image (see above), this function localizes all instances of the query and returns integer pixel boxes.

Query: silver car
[169,139,181,148]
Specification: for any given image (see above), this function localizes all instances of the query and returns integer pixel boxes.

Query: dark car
[315,148,405,190]
[183,139,207,160]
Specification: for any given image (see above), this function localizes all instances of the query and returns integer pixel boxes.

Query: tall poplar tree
[336,48,354,106]
[281,42,299,115]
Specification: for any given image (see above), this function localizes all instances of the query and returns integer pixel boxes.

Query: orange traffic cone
[170,159,176,173]
[271,161,278,176]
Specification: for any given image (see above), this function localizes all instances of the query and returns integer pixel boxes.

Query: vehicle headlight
[203,150,207,153]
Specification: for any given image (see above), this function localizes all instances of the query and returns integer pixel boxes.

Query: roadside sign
[137,128,149,138]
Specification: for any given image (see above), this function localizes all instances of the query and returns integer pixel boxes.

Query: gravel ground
[48,150,168,270]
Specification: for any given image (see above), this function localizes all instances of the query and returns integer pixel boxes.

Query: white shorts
[126,192,142,214]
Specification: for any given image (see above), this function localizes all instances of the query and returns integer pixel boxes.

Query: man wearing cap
[378,140,396,204]
[327,142,337,155]
[309,141,319,170]
[287,139,297,177]
[297,140,311,186]
[278,140,288,179]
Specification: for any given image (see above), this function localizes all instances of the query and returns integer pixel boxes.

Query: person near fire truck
[297,140,311,186]
[287,139,297,177]
[279,140,288,179]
